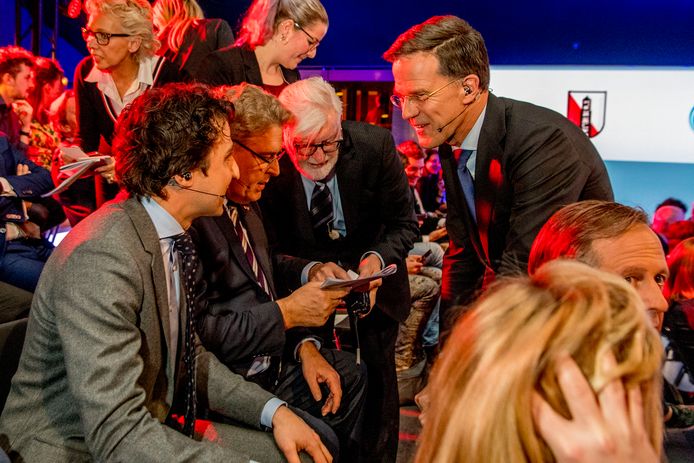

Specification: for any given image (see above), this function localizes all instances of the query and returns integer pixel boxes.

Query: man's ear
[0,72,13,86]
[459,74,481,103]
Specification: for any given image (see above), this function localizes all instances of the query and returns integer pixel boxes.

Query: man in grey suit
[0,83,332,462]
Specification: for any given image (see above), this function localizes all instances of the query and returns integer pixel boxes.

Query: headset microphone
[168,177,226,199]
[435,91,480,134]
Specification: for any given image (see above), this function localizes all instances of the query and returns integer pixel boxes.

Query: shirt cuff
[260,398,287,429]
[293,336,322,361]
[301,261,323,285]
[360,251,385,270]
[0,177,14,196]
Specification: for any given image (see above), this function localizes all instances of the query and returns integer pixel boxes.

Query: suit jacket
[158,18,234,75]
[0,135,53,262]
[190,203,312,373]
[0,197,274,462]
[194,45,300,87]
[260,121,419,323]
[440,93,614,305]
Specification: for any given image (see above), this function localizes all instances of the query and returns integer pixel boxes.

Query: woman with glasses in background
[196,0,328,96]
[152,0,234,74]
[71,0,183,224]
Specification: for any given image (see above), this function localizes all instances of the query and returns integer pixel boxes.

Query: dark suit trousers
[0,282,31,324]
[273,348,367,463]
[355,308,399,463]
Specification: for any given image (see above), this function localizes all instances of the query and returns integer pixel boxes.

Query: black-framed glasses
[81,27,131,46]
[233,139,286,165]
[294,139,343,158]
[390,77,465,109]
[293,22,320,50]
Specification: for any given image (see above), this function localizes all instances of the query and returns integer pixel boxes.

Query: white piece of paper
[320,263,398,290]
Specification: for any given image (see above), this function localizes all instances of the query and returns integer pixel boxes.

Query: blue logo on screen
[690,107,694,131]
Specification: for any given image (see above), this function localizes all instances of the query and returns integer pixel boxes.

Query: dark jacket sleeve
[1,135,53,220]
[74,58,103,153]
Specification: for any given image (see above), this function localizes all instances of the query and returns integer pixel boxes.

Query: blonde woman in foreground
[416,260,663,463]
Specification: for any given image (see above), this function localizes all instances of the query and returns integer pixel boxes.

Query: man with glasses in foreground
[190,84,367,462]
[260,77,419,462]
[384,15,614,337]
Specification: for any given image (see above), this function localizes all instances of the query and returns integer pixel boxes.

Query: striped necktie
[170,232,197,437]
[454,148,476,222]
[310,181,334,240]
[228,205,272,298]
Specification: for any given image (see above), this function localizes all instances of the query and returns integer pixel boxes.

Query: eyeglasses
[390,77,465,109]
[294,138,343,158]
[293,22,320,50]
[81,27,131,46]
[233,139,286,165]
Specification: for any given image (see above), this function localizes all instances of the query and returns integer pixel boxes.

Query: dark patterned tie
[454,148,476,222]
[227,205,272,298]
[310,182,334,239]
[171,232,197,437]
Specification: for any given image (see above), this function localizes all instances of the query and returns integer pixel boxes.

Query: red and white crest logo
[567,91,607,138]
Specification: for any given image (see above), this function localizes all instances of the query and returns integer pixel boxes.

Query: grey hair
[85,0,160,63]
[278,76,342,138]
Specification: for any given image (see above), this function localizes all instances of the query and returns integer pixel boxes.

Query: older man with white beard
[259,77,419,462]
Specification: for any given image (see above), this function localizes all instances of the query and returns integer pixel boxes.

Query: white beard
[296,156,338,182]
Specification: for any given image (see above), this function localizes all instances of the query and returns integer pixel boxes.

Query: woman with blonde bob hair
[417,260,663,463]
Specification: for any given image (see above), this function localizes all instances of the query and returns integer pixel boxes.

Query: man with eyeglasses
[189,84,367,462]
[260,77,419,463]
[384,15,613,337]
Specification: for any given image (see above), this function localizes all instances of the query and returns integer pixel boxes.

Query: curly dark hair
[0,46,34,78]
[113,82,234,198]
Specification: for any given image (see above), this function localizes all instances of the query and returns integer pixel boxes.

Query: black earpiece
[464,86,472,95]
[182,172,192,180]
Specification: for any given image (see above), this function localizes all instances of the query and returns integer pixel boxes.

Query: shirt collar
[85,55,158,91]
[140,196,184,239]
[459,105,488,151]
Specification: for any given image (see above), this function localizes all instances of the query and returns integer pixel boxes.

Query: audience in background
[0,46,34,150]
[419,148,446,214]
[0,134,54,292]
[663,238,694,408]
[196,0,328,95]
[25,57,64,169]
[153,0,234,74]
[417,260,662,463]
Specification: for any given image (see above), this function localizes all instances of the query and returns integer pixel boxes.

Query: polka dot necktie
[171,232,198,437]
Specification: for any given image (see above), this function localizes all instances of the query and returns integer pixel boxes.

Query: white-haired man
[260,77,419,462]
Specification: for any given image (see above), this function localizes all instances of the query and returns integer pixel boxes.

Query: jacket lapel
[245,204,277,298]
[474,94,505,262]
[336,123,358,236]
[122,197,172,357]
